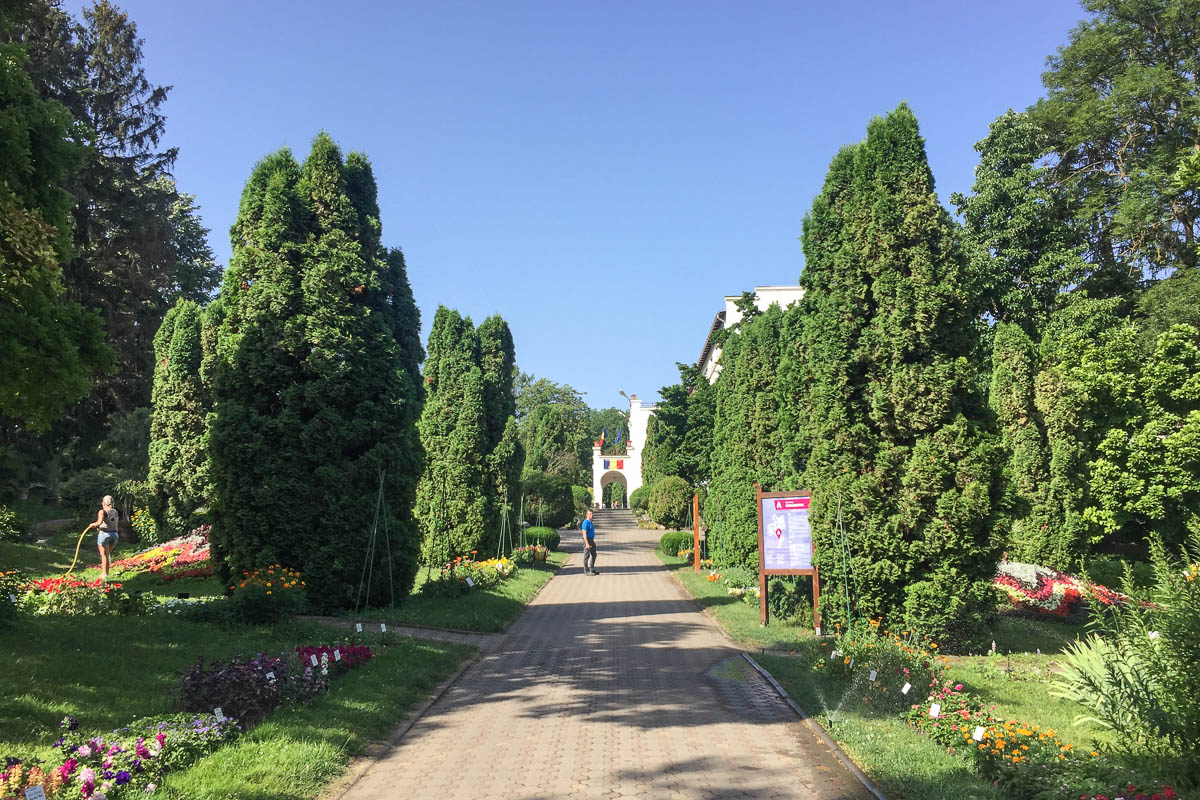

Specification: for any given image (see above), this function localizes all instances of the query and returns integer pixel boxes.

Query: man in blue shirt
[581,509,599,575]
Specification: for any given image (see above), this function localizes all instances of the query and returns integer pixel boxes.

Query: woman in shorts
[88,495,120,579]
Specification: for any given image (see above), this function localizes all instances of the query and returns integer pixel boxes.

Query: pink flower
[145,783,157,793]
[77,745,93,758]
[954,684,963,691]
[80,767,96,784]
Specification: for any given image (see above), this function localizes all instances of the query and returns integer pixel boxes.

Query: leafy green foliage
[629,485,650,513]
[58,465,139,518]
[658,531,693,557]
[523,526,560,551]
[1053,531,1200,762]
[571,485,591,517]
[642,363,715,488]
[208,134,423,611]
[649,476,692,530]
[0,505,28,542]
[602,480,626,507]
[708,304,786,572]
[520,471,573,529]
[784,105,1000,649]
[515,374,591,482]
[590,407,628,455]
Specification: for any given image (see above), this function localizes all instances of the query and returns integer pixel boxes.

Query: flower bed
[994,561,1127,618]
[110,525,212,581]
[421,554,518,598]
[0,712,239,799]
[19,577,154,617]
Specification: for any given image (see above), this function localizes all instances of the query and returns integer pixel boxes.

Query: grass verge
[352,550,569,633]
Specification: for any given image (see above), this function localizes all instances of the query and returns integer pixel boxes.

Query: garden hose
[64,526,92,577]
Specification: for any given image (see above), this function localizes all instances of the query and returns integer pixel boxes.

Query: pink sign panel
[761,495,812,570]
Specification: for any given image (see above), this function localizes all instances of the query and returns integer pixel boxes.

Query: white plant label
[321,666,328,676]
[213,707,225,723]
[310,654,318,666]
[334,649,341,661]
[266,671,276,683]
[848,657,854,669]
[814,626,822,636]
[831,649,840,658]
[355,623,363,633]
[465,577,475,588]
[25,787,47,800]
[901,682,911,695]
[869,670,877,682]
[8,593,15,603]
[973,726,985,742]
[380,623,387,633]
[929,703,941,718]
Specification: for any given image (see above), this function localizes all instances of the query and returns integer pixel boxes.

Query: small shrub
[0,570,24,624]
[180,652,324,725]
[0,505,28,542]
[629,485,650,513]
[767,575,813,624]
[649,476,691,529]
[571,485,591,517]
[22,576,155,616]
[524,526,560,550]
[226,566,308,624]
[510,545,536,565]
[658,531,692,557]
[130,504,159,545]
[830,619,940,712]
[902,569,998,654]
[58,466,141,519]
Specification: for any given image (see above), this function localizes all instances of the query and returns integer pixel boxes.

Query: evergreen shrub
[0,506,28,542]
[659,531,693,557]
[524,526,560,551]
[571,485,591,517]
[59,466,140,518]
[629,485,650,513]
[521,471,573,528]
[649,476,691,530]
[902,571,1000,653]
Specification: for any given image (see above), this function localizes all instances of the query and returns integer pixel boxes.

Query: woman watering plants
[86,494,120,579]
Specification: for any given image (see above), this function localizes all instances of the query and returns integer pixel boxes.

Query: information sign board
[756,486,820,632]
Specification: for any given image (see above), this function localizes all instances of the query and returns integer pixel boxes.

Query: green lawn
[658,548,1109,800]
[359,550,569,632]
[655,548,816,649]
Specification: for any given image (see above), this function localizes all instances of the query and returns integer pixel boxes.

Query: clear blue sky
[78,0,1088,408]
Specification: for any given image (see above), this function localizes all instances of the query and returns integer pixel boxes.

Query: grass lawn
[1,614,473,798]
[658,548,1111,800]
[359,550,569,632]
[655,548,816,649]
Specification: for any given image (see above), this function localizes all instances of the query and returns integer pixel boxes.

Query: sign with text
[761,495,812,570]
[756,487,819,632]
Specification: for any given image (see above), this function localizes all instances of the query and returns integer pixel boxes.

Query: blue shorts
[98,530,118,548]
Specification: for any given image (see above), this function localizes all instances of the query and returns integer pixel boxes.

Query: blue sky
[78,0,1088,408]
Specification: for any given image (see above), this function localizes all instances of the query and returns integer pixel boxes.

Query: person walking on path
[87,494,120,580]
[581,508,598,575]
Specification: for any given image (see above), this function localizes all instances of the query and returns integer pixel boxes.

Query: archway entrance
[590,393,657,507]
[600,470,627,509]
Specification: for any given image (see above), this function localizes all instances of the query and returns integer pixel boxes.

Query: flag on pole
[614,426,624,445]
[599,428,606,447]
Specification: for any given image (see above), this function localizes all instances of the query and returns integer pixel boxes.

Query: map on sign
[761,494,812,570]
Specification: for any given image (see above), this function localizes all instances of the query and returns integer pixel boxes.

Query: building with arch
[591,394,656,507]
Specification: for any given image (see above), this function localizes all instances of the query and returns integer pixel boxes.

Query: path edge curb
[323,646,482,800]
[741,653,890,800]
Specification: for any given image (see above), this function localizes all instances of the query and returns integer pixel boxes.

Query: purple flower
[116,771,132,785]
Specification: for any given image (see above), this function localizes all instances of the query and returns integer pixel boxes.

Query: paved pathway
[340,513,870,800]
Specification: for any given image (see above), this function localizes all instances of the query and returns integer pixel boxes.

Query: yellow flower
[266,590,272,595]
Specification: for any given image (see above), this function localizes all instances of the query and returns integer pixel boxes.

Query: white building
[698,285,805,383]
[591,394,657,506]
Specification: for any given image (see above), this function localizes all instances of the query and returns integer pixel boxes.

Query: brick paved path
[340,512,870,800]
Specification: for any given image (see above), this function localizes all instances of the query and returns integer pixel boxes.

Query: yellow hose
[64,527,92,577]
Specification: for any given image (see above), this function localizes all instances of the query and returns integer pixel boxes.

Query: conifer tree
[148,299,210,535]
[208,133,424,610]
[415,308,490,565]
[707,303,786,571]
[478,315,524,544]
[790,106,1000,649]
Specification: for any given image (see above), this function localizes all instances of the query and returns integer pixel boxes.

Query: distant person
[87,495,120,579]
[581,509,598,575]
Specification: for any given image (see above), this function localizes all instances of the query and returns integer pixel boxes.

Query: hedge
[629,485,650,513]
[524,526,560,551]
[659,531,694,557]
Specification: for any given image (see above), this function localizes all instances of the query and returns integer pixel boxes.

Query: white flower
[145,784,157,793]
[1148,631,1161,640]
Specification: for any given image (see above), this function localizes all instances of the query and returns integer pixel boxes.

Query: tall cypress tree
[148,299,210,535]
[791,105,1000,649]
[477,314,523,547]
[208,133,424,610]
[415,308,489,565]
[707,303,786,571]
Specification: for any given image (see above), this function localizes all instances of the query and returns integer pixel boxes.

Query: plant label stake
[266,671,276,683]
[355,623,363,633]
[929,703,941,718]
[8,593,15,604]
[465,577,475,588]
[901,682,911,695]
[213,707,225,723]
[868,670,877,682]
[24,786,47,800]
[831,649,840,658]
[848,657,854,669]
[334,650,341,661]
[973,726,985,742]
[380,623,387,633]
[310,654,318,666]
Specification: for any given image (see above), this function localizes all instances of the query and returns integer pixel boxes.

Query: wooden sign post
[692,494,701,572]
[756,484,820,633]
